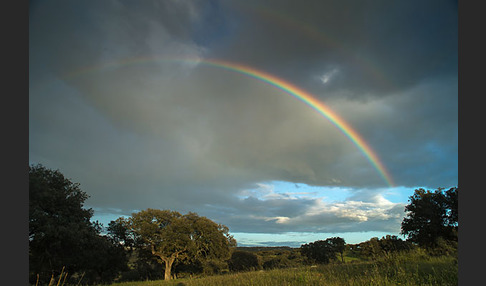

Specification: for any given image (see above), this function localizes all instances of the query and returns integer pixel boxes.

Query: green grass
[106,252,457,286]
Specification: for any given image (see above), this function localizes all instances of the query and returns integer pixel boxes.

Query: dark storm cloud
[217,0,457,97]
[29,0,219,79]
[30,0,457,240]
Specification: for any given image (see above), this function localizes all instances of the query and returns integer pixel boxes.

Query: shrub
[228,250,261,272]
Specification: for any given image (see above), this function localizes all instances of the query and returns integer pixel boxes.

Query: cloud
[194,184,406,235]
[29,0,209,78]
[219,0,457,97]
[29,1,456,243]
[30,0,456,189]
[317,68,339,85]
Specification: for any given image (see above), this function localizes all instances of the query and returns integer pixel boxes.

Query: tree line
[29,164,458,284]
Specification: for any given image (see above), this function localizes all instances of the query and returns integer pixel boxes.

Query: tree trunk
[164,257,175,281]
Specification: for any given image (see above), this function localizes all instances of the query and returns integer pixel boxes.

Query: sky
[29,0,457,247]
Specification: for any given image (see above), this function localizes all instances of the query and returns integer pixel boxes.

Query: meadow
[105,250,457,286]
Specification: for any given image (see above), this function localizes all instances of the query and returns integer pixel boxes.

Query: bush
[262,256,292,270]
[427,237,458,256]
[228,250,261,272]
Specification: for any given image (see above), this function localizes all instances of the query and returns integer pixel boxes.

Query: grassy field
[106,252,457,286]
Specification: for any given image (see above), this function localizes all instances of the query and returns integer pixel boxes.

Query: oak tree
[127,209,235,280]
[401,187,458,247]
[29,164,127,284]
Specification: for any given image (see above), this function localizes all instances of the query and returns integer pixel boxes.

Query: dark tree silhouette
[326,237,346,262]
[401,187,458,247]
[300,237,345,264]
[107,217,136,250]
[378,235,413,257]
[228,250,260,272]
[29,164,127,284]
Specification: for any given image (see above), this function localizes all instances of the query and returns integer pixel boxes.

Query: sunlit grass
[106,251,457,286]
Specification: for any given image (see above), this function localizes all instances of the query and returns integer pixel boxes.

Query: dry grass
[107,251,457,286]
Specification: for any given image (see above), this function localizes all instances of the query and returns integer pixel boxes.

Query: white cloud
[197,184,409,235]
[318,68,339,84]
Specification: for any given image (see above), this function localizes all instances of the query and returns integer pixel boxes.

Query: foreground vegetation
[29,165,458,285]
[105,250,457,286]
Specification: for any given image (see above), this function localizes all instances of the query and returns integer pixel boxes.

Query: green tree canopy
[300,237,345,264]
[378,235,413,256]
[358,237,381,259]
[29,164,127,284]
[326,237,346,262]
[228,250,260,272]
[127,208,236,280]
[401,187,458,248]
[355,235,413,260]
[107,217,136,250]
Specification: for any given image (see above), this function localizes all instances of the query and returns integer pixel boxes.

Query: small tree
[359,237,381,259]
[228,250,260,272]
[326,237,346,262]
[128,209,235,280]
[378,235,412,257]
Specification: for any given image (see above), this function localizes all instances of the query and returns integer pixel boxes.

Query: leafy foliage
[126,209,236,280]
[378,235,413,256]
[349,235,414,260]
[30,167,457,285]
[107,217,136,250]
[228,250,261,272]
[326,237,346,262]
[300,237,346,264]
[401,187,458,247]
[262,255,292,270]
[29,164,128,284]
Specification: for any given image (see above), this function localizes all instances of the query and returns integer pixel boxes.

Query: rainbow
[65,57,394,187]
[232,2,392,91]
